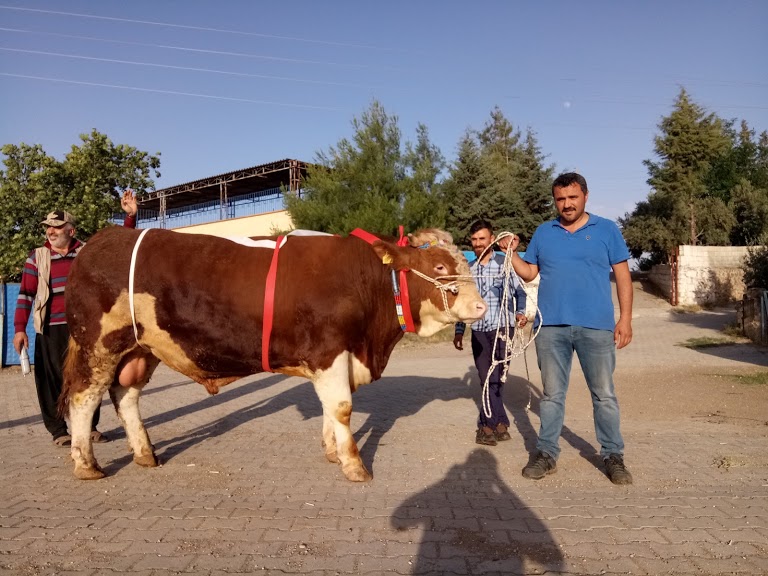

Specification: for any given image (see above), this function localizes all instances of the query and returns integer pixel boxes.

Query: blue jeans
[534,326,624,459]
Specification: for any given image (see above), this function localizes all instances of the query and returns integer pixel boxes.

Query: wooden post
[669,247,679,306]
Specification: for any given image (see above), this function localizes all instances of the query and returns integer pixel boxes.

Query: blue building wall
[2,283,36,367]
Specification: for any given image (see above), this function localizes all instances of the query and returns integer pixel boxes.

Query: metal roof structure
[138,158,309,213]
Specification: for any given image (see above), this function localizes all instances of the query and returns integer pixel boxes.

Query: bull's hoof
[322,440,339,463]
[325,450,340,464]
[342,464,372,482]
[133,451,159,468]
[74,465,106,480]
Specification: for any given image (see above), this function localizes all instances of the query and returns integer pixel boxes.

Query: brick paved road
[1,282,767,575]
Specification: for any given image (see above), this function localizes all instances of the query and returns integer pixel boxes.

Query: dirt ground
[400,278,768,429]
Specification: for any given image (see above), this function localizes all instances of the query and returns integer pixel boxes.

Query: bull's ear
[372,240,412,271]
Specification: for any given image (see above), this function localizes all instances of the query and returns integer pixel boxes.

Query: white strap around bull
[127,229,333,347]
[130,228,151,348]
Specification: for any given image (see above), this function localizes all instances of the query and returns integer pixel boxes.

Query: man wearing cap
[12,191,138,447]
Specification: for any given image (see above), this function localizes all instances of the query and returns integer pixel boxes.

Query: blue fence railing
[114,188,289,229]
[2,283,36,367]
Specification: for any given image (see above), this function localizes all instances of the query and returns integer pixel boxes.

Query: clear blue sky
[1,1,766,222]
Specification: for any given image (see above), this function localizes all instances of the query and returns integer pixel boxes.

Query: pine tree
[642,88,731,246]
[286,101,446,236]
[621,88,736,262]
[402,123,447,232]
[444,108,554,248]
[443,132,488,243]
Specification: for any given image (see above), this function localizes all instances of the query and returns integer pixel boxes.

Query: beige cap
[41,210,76,227]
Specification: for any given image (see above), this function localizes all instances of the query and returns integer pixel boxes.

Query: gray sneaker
[605,454,633,485]
[522,451,557,479]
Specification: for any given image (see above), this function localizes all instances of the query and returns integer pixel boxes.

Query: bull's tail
[57,337,81,419]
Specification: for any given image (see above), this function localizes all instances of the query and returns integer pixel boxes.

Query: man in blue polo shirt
[502,172,634,485]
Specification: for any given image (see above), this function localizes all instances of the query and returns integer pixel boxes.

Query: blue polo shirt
[523,214,630,331]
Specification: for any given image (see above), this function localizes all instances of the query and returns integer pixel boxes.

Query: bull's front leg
[311,352,371,482]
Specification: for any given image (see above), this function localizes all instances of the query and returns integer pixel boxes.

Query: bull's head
[373,229,487,336]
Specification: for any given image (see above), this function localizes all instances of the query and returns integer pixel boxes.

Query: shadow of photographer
[391,448,565,574]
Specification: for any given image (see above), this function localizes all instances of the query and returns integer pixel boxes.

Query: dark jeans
[471,329,510,430]
[34,324,100,439]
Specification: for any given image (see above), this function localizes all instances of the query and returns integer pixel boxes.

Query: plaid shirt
[14,215,136,333]
[455,253,527,335]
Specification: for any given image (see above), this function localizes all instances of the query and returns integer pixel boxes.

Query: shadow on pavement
[102,372,477,477]
[667,309,768,366]
[99,373,291,474]
[390,449,565,574]
[351,372,475,476]
[666,307,737,330]
[682,343,768,366]
[505,375,601,470]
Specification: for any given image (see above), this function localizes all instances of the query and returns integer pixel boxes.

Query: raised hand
[121,189,138,217]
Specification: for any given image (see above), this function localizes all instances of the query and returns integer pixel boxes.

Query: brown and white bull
[60,226,486,481]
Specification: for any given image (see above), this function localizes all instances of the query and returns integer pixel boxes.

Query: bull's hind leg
[110,354,160,468]
[64,341,113,480]
[311,352,371,482]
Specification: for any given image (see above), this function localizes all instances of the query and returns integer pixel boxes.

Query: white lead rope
[473,231,543,419]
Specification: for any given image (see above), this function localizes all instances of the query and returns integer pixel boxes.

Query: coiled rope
[400,232,542,417]
[471,231,542,418]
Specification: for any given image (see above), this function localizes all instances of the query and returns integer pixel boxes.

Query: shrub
[743,243,768,289]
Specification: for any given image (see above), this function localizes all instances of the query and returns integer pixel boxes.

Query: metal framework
[139,159,309,221]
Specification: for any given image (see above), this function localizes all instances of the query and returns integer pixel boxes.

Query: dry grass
[728,371,768,387]
[677,336,738,349]
[397,327,456,348]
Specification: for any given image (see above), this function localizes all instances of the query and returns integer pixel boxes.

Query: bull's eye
[434,264,447,275]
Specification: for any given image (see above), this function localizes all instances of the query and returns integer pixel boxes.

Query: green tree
[285,101,446,235]
[401,123,447,232]
[621,88,733,261]
[0,130,160,281]
[728,178,768,245]
[59,130,161,237]
[743,242,768,289]
[707,121,768,204]
[444,107,554,248]
[443,132,488,242]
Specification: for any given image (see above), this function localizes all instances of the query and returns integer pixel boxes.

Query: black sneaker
[604,453,633,485]
[522,451,557,479]
[475,427,497,446]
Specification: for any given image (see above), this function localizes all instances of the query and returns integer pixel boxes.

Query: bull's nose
[475,301,487,318]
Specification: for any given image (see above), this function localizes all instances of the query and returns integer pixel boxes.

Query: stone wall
[649,245,752,306]
[649,264,673,302]
[678,245,749,306]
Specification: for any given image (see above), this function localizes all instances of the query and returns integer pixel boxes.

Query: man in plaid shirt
[454,219,527,446]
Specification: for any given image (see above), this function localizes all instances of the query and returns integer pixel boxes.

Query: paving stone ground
[1,279,767,575]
